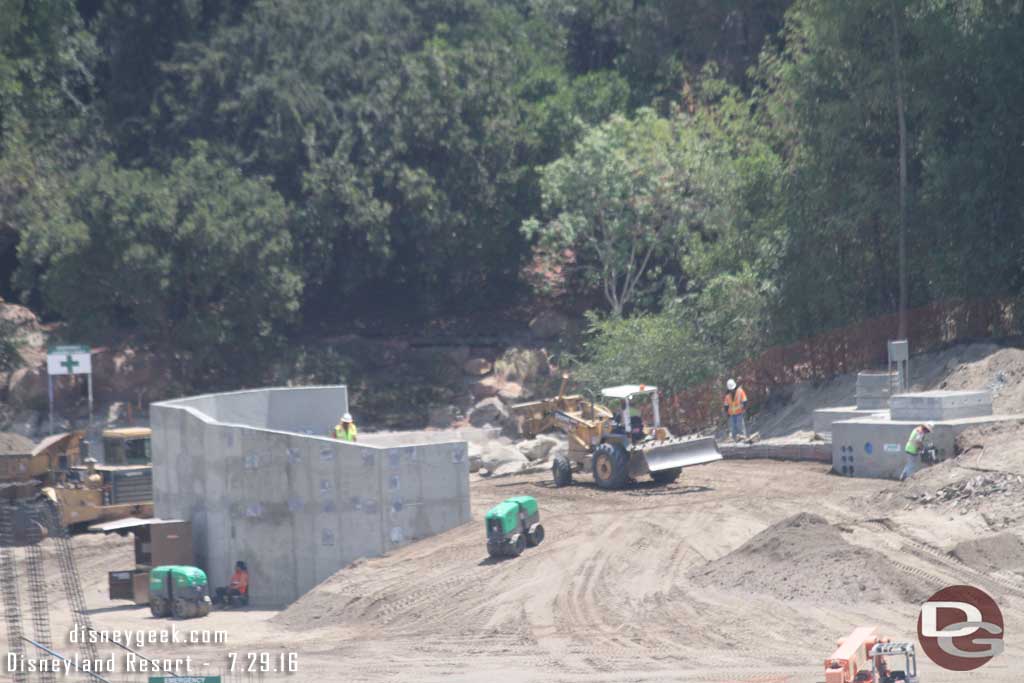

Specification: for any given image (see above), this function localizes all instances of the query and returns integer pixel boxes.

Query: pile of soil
[689,513,926,604]
[917,345,1024,414]
[950,532,1024,575]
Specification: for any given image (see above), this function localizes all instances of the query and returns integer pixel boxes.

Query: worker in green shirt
[900,421,933,481]
[333,412,358,442]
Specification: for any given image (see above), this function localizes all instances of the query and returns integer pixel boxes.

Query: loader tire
[592,443,630,490]
[650,467,681,484]
[552,455,573,487]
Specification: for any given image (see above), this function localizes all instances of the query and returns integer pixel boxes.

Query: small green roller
[484,495,545,558]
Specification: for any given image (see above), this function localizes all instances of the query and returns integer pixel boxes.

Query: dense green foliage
[2,0,1023,391]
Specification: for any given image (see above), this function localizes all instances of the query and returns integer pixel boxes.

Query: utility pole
[891,0,908,339]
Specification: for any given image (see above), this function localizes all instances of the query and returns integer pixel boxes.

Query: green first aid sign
[46,344,92,376]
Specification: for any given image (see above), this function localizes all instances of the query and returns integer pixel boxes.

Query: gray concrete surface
[811,406,886,439]
[150,387,470,607]
[889,389,993,421]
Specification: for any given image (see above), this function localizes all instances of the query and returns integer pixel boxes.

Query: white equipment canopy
[601,385,658,399]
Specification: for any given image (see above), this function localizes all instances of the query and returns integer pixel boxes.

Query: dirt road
[8,458,1024,683]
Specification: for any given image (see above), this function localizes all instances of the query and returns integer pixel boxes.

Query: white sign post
[46,344,93,434]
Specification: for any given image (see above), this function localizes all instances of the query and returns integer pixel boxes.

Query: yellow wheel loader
[512,377,721,490]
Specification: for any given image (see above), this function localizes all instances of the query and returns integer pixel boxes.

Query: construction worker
[215,560,249,607]
[900,422,934,481]
[723,379,748,440]
[333,412,357,442]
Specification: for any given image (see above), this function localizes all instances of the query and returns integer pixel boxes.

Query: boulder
[549,439,569,463]
[494,348,550,384]
[106,402,128,426]
[8,365,48,408]
[497,382,524,402]
[463,358,493,376]
[480,443,529,476]
[529,311,570,339]
[468,397,510,428]
[517,434,560,462]
[0,301,45,366]
[469,376,501,400]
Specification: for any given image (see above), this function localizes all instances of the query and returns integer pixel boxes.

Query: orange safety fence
[662,298,1023,433]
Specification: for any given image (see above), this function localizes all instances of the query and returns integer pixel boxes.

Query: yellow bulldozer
[0,428,153,535]
[512,376,721,489]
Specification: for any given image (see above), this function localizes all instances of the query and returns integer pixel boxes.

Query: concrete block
[889,390,992,421]
[831,413,1021,479]
[812,406,886,438]
[855,371,897,410]
[832,417,954,479]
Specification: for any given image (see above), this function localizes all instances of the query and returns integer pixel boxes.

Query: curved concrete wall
[151,386,470,607]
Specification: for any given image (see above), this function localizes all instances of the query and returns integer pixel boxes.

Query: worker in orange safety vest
[723,378,748,441]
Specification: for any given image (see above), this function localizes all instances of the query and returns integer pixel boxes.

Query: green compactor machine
[149,565,212,619]
[485,495,544,558]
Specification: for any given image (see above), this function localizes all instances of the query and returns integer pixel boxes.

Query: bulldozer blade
[641,436,722,472]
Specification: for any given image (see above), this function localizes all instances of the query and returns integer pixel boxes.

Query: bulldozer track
[858,517,1024,601]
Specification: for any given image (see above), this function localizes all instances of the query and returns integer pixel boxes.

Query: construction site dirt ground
[13,448,1024,683]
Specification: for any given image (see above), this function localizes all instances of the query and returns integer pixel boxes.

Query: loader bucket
[640,435,722,472]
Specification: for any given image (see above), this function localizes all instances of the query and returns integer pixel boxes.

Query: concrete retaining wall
[151,386,470,607]
[719,442,831,463]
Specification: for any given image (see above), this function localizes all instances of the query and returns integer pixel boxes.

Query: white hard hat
[342,412,353,422]
[726,379,737,391]
[923,421,935,431]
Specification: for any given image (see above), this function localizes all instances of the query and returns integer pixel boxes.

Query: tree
[149,0,575,311]
[15,146,301,383]
[523,109,703,315]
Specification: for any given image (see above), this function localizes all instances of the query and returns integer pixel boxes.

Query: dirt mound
[690,513,926,604]
[950,532,1024,575]
[920,345,1024,414]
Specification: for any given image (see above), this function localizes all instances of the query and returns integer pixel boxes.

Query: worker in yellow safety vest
[723,379,748,441]
[900,422,934,481]
[333,413,358,442]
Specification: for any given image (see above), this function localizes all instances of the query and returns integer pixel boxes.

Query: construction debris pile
[911,471,1024,511]
[690,513,928,605]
